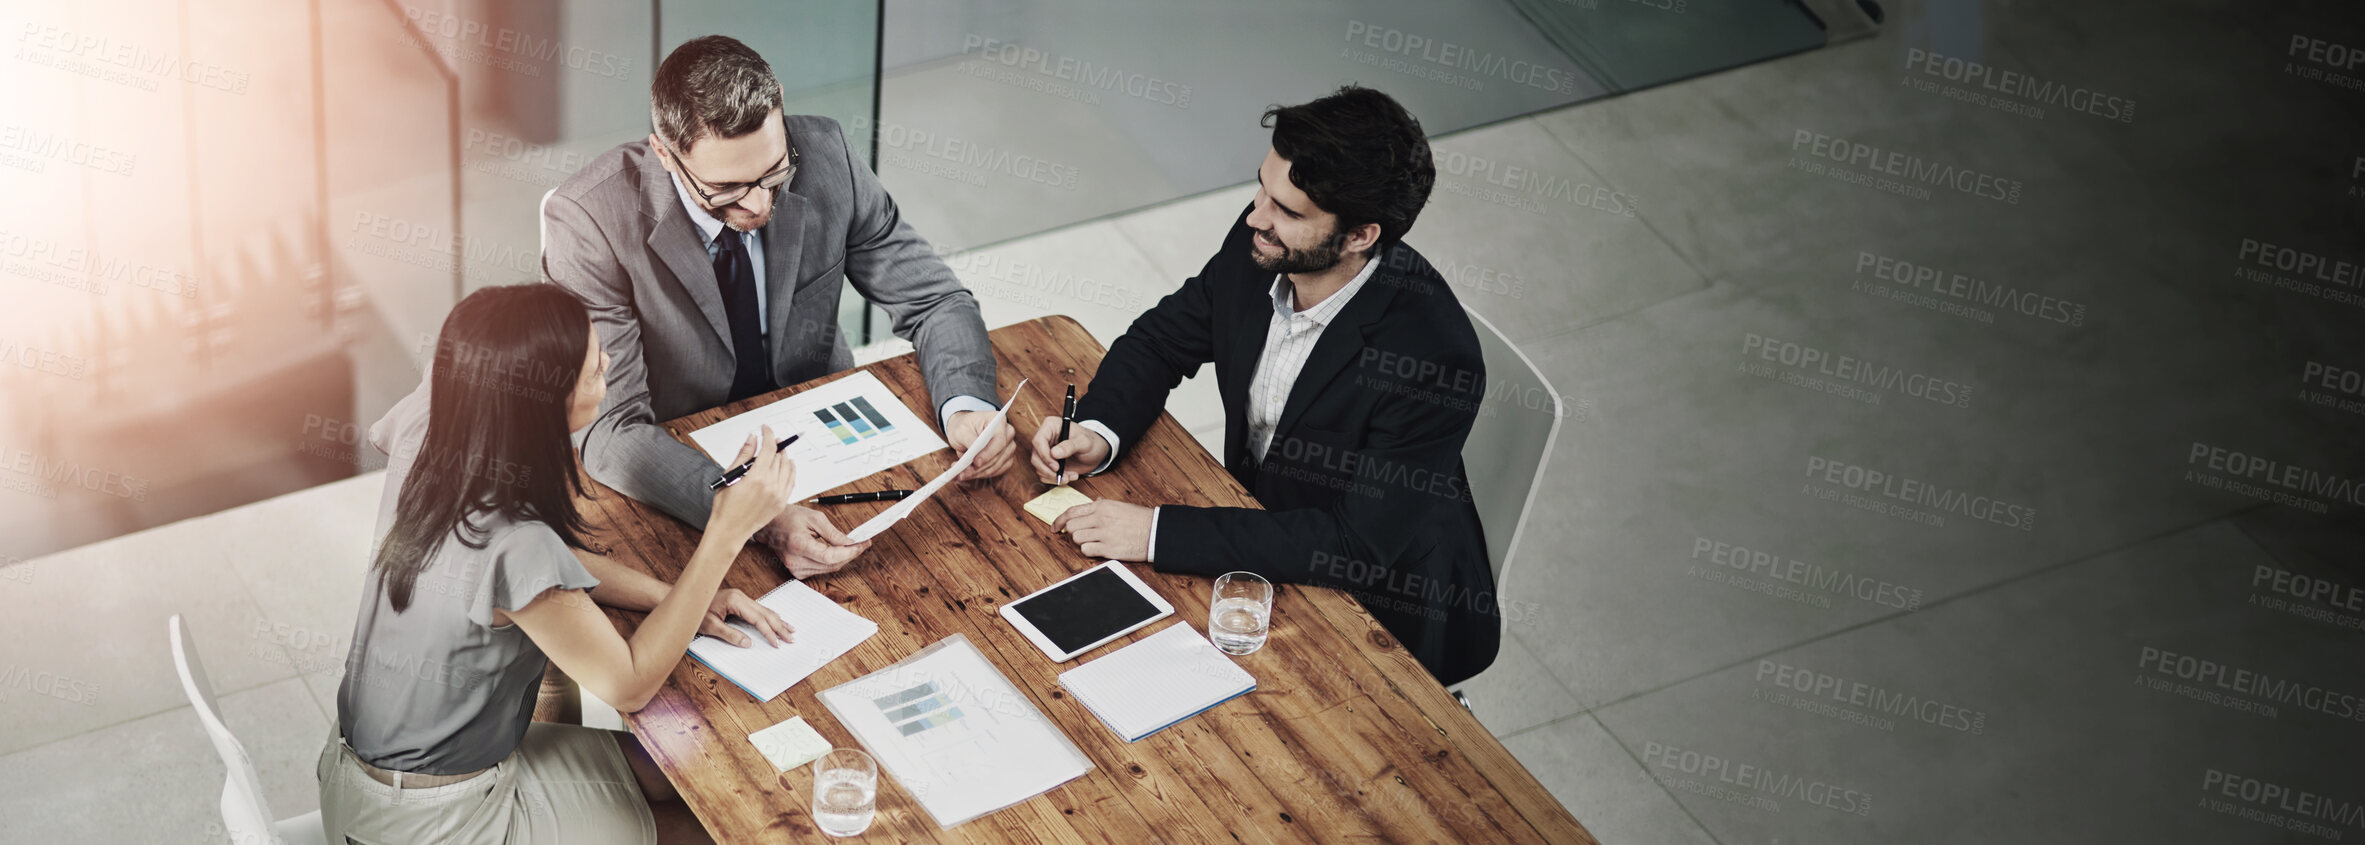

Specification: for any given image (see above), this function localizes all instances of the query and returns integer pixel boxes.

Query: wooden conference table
[581,316,1595,844]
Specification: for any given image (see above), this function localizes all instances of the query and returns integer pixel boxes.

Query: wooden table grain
[579,315,1596,844]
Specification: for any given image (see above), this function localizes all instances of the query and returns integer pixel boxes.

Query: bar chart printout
[686,371,949,501]
[819,635,1093,828]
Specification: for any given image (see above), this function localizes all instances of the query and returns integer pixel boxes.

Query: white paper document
[1058,622,1256,742]
[686,371,948,502]
[817,633,1091,829]
[845,378,1027,542]
[687,580,879,702]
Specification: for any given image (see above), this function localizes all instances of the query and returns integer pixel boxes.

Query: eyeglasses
[665,118,799,207]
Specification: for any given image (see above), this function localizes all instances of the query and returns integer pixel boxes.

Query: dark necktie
[711,228,775,403]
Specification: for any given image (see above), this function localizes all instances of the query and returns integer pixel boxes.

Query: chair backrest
[1459,307,1565,606]
[538,187,556,262]
[168,615,284,845]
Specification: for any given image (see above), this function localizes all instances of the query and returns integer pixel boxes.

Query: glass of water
[809,747,877,837]
[1208,571,1273,655]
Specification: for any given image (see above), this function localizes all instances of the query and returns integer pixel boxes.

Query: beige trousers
[316,723,657,845]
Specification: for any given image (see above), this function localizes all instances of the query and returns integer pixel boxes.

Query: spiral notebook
[1058,623,1256,742]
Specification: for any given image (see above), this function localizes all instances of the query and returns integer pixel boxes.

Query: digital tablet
[999,561,1174,662]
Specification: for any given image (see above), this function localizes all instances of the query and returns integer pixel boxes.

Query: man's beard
[707,198,774,233]
[1248,224,1348,274]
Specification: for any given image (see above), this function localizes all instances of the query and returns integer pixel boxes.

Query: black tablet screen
[1010,567,1161,654]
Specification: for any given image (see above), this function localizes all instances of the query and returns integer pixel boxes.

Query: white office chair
[538,187,556,261]
[168,615,329,845]
[1460,306,1565,638]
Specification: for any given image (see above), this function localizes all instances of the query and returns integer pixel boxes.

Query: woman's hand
[701,587,796,647]
[709,426,797,542]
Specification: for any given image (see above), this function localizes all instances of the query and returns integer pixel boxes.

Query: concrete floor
[4,1,2363,842]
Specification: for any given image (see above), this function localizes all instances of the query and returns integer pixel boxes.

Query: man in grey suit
[544,35,1016,578]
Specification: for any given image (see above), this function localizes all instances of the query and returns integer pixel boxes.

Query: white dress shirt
[1085,255,1380,562]
[671,173,993,428]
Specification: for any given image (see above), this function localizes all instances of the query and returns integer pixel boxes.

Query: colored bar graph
[881,695,947,722]
[895,707,964,736]
[872,681,939,709]
[834,402,880,438]
[814,409,860,445]
[849,396,897,433]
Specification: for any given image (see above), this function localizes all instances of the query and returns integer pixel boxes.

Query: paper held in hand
[845,379,1028,542]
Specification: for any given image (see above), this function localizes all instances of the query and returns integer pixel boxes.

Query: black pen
[708,433,800,490]
[812,490,914,505]
[1057,384,1076,485]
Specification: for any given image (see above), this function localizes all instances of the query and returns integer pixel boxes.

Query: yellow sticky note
[748,715,832,772]
[1024,485,1093,525]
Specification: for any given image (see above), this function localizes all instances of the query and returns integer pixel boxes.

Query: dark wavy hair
[373,285,605,613]
[1261,85,1436,253]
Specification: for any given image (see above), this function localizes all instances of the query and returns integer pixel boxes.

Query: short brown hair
[651,35,782,154]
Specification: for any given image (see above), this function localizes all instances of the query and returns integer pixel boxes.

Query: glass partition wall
[0,0,1854,551]
[875,0,1860,252]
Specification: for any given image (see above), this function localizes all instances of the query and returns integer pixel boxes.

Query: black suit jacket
[1077,208,1500,686]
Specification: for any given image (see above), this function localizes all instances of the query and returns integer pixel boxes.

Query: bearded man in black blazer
[1029,86,1499,686]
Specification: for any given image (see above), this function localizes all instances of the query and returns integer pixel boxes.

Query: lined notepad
[1059,623,1256,742]
[688,580,878,702]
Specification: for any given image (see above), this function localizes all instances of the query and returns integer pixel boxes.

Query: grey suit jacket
[543,115,996,527]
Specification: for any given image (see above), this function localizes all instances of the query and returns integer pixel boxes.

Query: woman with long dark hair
[318,284,796,844]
